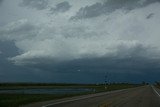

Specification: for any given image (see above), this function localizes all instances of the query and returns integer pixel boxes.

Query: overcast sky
[0,0,160,83]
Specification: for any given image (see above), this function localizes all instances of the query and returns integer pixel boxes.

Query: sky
[0,0,160,83]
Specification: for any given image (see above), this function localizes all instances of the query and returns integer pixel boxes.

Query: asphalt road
[23,85,160,107]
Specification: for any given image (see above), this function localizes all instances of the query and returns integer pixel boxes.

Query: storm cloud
[19,0,49,10]
[0,0,3,5]
[0,0,160,83]
[71,0,160,19]
[49,1,71,14]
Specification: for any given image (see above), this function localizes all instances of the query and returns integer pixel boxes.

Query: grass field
[155,82,160,89]
[0,83,141,107]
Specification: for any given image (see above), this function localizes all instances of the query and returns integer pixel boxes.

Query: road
[23,85,160,107]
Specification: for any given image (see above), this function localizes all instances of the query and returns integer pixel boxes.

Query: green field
[0,83,141,107]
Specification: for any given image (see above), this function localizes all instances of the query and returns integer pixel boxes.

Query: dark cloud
[0,40,54,83]
[0,41,28,82]
[0,0,3,5]
[0,40,19,57]
[19,0,49,10]
[17,43,160,82]
[0,41,160,83]
[1,0,160,83]
[36,56,160,74]
[71,0,160,19]
[24,44,160,74]
[0,19,38,41]
[21,54,160,83]
[146,13,154,19]
[49,1,71,14]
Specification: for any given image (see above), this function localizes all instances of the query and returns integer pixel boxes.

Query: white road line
[41,92,114,107]
[41,87,143,107]
[152,85,160,97]
[41,95,95,107]
[41,89,128,107]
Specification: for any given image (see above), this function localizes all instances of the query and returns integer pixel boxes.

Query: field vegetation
[0,83,141,107]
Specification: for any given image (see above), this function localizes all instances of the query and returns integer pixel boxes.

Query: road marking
[41,91,118,107]
[152,85,160,97]
[41,87,141,107]
[42,95,94,107]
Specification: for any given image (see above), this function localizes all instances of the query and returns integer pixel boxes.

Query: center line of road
[152,85,160,97]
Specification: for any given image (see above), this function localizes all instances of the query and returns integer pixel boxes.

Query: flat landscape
[23,85,160,107]
[0,83,140,107]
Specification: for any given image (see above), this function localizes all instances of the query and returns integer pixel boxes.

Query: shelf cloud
[0,0,160,83]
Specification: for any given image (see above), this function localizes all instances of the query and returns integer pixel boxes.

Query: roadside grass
[154,82,160,89]
[0,93,90,107]
[155,85,160,90]
[0,83,141,107]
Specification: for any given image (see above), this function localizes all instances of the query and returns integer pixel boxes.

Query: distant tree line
[0,82,100,87]
[0,82,143,87]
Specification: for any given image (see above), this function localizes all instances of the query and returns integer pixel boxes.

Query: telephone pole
[105,73,108,89]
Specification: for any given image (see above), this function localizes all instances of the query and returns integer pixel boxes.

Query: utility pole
[105,73,108,90]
